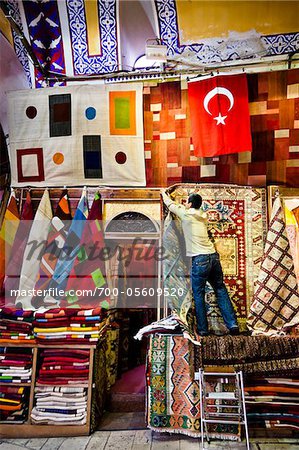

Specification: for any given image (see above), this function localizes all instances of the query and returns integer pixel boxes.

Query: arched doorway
[101,207,161,429]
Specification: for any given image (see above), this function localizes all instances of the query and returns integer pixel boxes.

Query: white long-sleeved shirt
[162,192,215,257]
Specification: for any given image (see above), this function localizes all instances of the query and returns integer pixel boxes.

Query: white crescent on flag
[203,86,234,125]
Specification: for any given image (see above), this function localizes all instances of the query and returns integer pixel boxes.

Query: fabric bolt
[38,369,89,376]
[32,307,107,345]
[248,196,299,334]
[40,348,90,357]
[33,319,72,328]
[0,191,20,295]
[43,188,88,306]
[0,339,36,345]
[70,315,102,322]
[36,378,88,385]
[34,308,76,319]
[245,374,299,431]
[36,347,90,385]
[41,365,88,370]
[0,307,34,319]
[0,347,33,385]
[15,190,53,310]
[64,192,110,309]
[31,385,87,425]
[35,386,85,393]
[0,386,24,395]
[34,338,98,346]
[34,326,99,333]
[4,191,34,303]
[0,398,22,405]
[32,190,72,309]
[36,332,100,338]
[77,307,103,316]
[0,319,32,331]
[0,308,34,340]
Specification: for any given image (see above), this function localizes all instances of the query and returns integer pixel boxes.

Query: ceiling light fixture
[145,38,168,63]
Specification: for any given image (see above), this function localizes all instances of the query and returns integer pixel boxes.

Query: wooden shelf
[0,341,37,346]
[1,342,95,348]
[0,382,31,387]
[35,383,88,388]
[0,423,90,438]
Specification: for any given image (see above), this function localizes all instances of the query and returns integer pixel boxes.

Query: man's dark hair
[188,193,202,209]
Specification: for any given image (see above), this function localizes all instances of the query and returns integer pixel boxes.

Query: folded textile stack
[31,386,87,425]
[0,386,29,423]
[36,348,90,385]
[245,374,299,431]
[33,307,107,345]
[0,348,33,383]
[0,308,35,343]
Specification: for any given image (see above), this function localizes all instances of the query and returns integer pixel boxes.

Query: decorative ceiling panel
[67,0,119,75]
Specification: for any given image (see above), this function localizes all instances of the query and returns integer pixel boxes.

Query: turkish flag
[188,73,252,157]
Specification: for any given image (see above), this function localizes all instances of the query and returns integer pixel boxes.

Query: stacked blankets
[245,374,299,431]
[0,386,28,423]
[36,348,90,385]
[0,308,35,343]
[33,307,107,344]
[31,386,87,425]
[0,348,32,383]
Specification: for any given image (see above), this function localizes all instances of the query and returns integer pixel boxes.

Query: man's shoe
[229,327,240,336]
[198,331,209,337]
[241,330,252,336]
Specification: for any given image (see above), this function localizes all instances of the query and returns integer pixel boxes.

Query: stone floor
[1,431,299,450]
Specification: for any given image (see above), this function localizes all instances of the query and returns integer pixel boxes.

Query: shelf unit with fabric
[0,343,95,438]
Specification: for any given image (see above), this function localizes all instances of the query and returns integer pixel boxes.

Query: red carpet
[111,365,146,394]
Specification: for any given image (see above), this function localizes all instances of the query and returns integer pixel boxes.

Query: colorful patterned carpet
[163,184,267,335]
[147,334,239,439]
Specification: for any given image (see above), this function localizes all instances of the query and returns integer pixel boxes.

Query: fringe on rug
[147,425,240,441]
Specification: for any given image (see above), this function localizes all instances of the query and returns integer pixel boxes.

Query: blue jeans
[191,253,238,334]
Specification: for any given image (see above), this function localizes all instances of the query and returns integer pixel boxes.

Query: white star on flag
[214,113,227,125]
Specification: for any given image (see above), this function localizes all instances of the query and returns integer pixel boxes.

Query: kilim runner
[248,196,299,335]
[32,190,72,309]
[0,191,20,295]
[4,191,34,304]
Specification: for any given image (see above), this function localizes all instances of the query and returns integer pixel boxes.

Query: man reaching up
[161,189,240,336]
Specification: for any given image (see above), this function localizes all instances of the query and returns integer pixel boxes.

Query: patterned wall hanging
[7,83,145,186]
[144,69,299,187]
[155,0,299,65]
[4,191,34,303]
[247,195,299,335]
[164,185,267,334]
[0,191,20,294]
[15,189,53,310]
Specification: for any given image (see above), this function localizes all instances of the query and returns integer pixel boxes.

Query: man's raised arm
[161,189,185,220]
